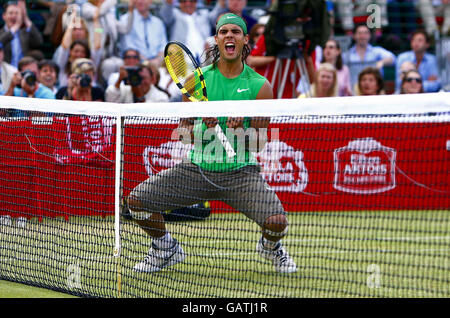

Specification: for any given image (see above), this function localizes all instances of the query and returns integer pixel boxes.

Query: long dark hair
[65,40,91,75]
[204,43,251,67]
[321,39,343,71]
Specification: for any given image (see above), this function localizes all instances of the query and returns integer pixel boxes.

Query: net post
[114,113,122,257]
[114,113,123,298]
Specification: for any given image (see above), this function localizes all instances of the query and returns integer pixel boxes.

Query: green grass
[0,211,448,298]
[0,280,77,298]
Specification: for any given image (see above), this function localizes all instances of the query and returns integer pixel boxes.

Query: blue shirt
[344,44,396,86]
[395,51,440,93]
[14,83,55,99]
[4,26,24,68]
[0,68,3,95]
[11,84,55,116]
[345,44,396,65]
[119,9,167,60]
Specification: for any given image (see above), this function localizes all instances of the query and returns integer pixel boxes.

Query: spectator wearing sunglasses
[400,70,424,94]
[105,61,169,103]
[394,61,416,94]
[107,48,141,87]
[395,29,440,93]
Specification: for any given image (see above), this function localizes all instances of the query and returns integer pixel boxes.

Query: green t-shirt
[190,63,267,172]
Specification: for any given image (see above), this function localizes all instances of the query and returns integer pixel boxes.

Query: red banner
[0,117,448,220]
[0,117,115,220]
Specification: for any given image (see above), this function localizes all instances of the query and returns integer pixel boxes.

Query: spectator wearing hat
[0,1,44,68]
[56,58,105,102]
[0,42,18,95]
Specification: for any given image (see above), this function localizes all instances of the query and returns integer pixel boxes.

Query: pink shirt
[337,65,352,96]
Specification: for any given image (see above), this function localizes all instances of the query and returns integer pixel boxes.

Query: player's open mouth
[225,43,236,54]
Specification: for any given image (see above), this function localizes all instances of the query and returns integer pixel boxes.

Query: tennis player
[125,13,297,274]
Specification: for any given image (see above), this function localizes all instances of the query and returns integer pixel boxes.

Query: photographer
[3,56,55,117]
[5,56,55,100]
[107,48,141,87]
[105,61,169,103]
[56,58,105,102]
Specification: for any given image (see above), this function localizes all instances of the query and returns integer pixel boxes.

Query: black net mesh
[0,106,448,298]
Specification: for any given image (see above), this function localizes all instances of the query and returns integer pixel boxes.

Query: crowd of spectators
[0,0,449,114]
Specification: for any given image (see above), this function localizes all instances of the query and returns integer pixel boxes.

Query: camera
[124,66,142,87]
[21,70,37,87]
[77,73,92,88]
[264,0,330,56]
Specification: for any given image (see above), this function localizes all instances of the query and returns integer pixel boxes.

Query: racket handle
[215,124,236,158]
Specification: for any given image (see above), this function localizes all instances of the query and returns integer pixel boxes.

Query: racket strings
[165,43,205,100]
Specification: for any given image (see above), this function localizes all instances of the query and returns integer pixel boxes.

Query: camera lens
[79,74,92,88]
[125,67,142,87]
[22,71,37,87]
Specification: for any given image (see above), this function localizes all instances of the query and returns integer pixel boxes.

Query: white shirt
[105,84,169,103]
[184,13,206,62]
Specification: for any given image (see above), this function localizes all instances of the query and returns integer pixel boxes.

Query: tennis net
[0,93,448,298]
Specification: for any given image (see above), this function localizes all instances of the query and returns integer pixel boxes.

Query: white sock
[153,232,175,250]
[262,237,279,250]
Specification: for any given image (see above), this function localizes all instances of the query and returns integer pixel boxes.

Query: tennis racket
[164,41,236,158]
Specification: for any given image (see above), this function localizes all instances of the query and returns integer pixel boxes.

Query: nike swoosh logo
[237,88,249,93]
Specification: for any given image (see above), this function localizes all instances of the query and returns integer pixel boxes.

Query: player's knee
[126,193,153,221]
[263,214,288,238]
[127,193,143,211]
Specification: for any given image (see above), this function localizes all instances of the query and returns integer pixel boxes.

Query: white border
[1,92,450,119]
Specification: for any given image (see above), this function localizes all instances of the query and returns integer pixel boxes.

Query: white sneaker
[257,238,298,274]
[134,239,185,273]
